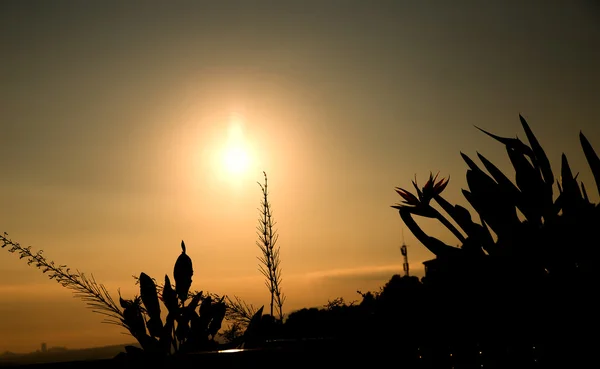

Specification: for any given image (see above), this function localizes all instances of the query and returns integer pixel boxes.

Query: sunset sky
[1,0,599,353]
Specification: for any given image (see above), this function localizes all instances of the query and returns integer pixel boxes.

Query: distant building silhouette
[41,343,47,353]
[421,251,486,286]
[47,346,67,352]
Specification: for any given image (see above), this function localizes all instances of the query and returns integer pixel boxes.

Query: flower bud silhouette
[174,240,193,303]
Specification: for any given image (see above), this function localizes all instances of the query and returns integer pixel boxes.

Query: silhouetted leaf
[186,292,203,314]
[174,240,193,303]
[119,296,131,309]
[462,191,487,230]
[434,175,450,194]
[506,147,551,216]
[146,318,164,339]
[475,125,535,158]
[434,195,475,237]
[393,186,438,218]
[161,275,178,314]
[243,305,265,346]
[560,153,583,215]
[399,207,458,258]
[477,152,539,224]
[158,314,175,354]
[520,114,554,186]
[581,182,590,204]
[139,273,163,337]
[478,219,497,255]
[461,152,481,172]
[199,295,212,317]
[208,302,226,337]
[477,152,519,195]
[580,131,600,197]
[136,334,159,353]
[465,169,519,235]
[175,317,191,342]
[395,187,420,206]
[139,272,161,320]
[411,176,424,202]
[122,298,146,338]
[176,291,204,341]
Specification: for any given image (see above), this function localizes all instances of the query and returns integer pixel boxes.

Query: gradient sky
[1,0,599,353]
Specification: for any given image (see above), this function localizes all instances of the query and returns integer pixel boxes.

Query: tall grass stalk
[256,171,286,321]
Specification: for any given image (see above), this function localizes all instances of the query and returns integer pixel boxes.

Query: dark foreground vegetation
[2,115,598,368]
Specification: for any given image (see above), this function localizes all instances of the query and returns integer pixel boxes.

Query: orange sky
[1,0,599,353]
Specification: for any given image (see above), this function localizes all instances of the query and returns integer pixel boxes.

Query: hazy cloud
[304,264,424,284]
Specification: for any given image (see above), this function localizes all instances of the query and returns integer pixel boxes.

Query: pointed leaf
[423,172,435,194]
[158,315,175,354]
[561,154,580,197]
[162,275,178,314]
[119,296,131,309]
[411,177,424,202]
[465,169,519,236]
[581,182,589,204]
[520,114,554,186]
[187,291,203,313]
[199,295,212,317]
[461,152,481,172]
[475,125,535,158]
[477,152,518,193]
[207,302,226,337]
[478,219,497,255]
[506,147,550,215]
[146,318,164,339]
[246,305,264,332]
[433,195,474,237]
[477,152,539,224]
[399,207,458,257]
[139,272,161,320]
[122,299,146,338]
[580,131,600,198]
[174,241,193,303]
[395,187,420,206]
[243,305,265,348]
[433,175,450,195]
[560,153,583,215]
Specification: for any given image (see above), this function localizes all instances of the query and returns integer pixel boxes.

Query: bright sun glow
[223,146,249,175]
[219,116,252,179]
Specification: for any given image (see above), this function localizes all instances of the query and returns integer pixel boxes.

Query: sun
[218,117,252,178]
[223,145,249,175]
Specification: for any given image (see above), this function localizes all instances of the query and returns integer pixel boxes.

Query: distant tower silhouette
[400,229,409,277]
[41,342,47,353]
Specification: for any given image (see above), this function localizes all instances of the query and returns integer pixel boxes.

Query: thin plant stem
[1,233,124,326]
[256,172,286,321]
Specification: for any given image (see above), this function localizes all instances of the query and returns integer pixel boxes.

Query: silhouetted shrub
[392,115,599,364]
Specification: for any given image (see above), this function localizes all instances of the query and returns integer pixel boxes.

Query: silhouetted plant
[256,171,286,321]
[217,295,259,344]
[220,321,244,344]
[391,114,599,357]
[392,114,599,278]
[122,240,269,357]
[131,276,255,326]
[130,276,258,345]
[120,240,234,357]
[324,297,357,310]
[0,233,124,326]
[224,294,259,326]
